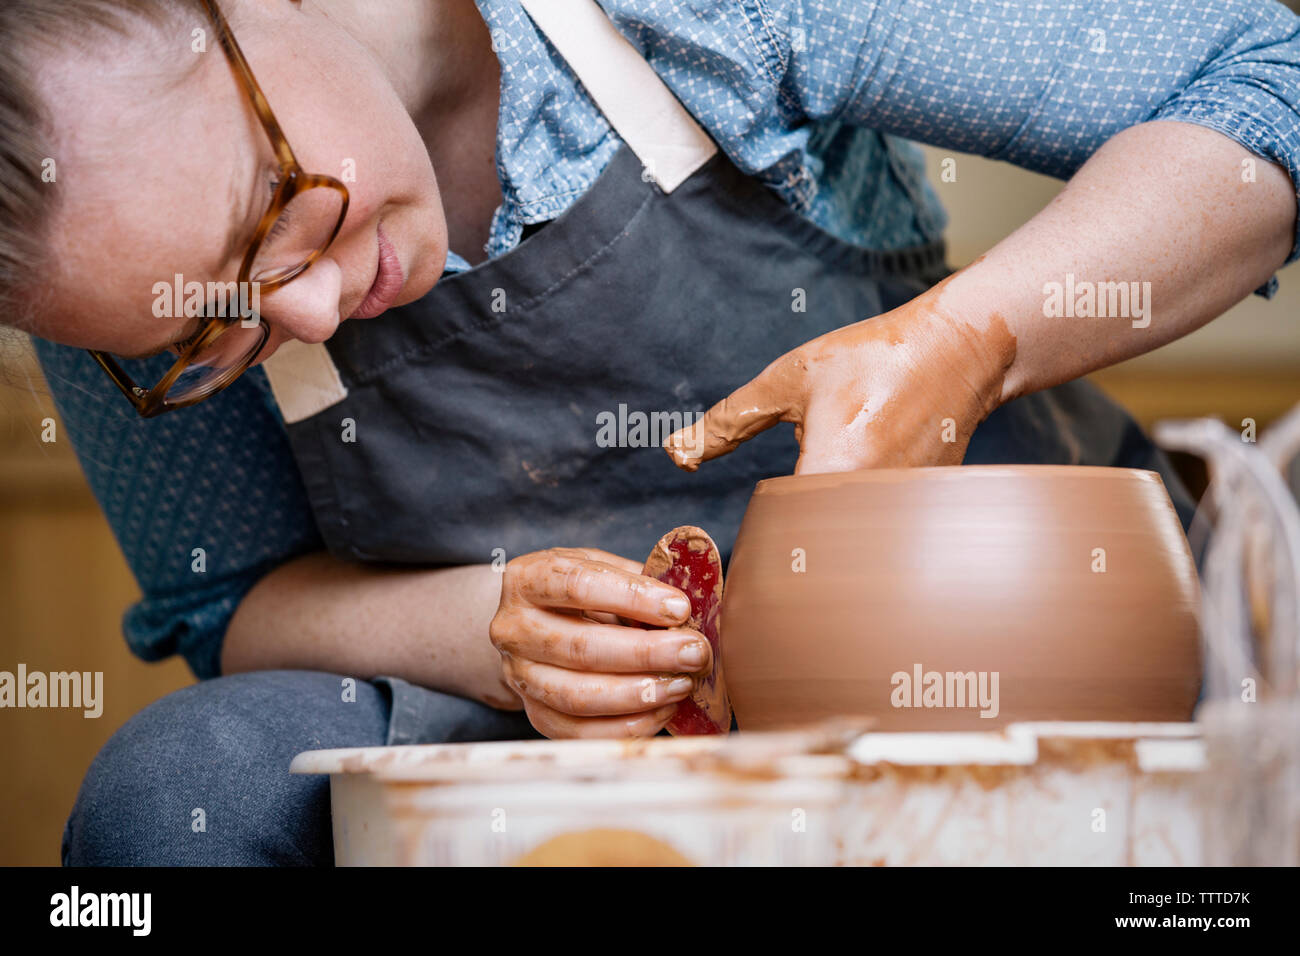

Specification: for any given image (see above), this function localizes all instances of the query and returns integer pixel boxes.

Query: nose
[257,257,343,345]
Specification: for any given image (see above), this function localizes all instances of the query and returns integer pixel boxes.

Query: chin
[407,244,449,301]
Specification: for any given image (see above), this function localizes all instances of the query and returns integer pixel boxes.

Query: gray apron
[281,137,1190,566]
[262,2,1194,738]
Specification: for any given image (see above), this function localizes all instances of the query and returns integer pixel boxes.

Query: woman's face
[33,0,447,362]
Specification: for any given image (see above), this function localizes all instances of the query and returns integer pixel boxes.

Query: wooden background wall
[0,356,192,865]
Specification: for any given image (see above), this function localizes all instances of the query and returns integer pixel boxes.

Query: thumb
[663,361,803,472]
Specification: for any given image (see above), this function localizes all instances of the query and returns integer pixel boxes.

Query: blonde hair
[0,0,206,331]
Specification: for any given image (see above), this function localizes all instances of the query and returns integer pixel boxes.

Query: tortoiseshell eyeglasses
[88,0,349,417]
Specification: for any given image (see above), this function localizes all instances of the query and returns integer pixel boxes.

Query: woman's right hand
[489,547,713,738]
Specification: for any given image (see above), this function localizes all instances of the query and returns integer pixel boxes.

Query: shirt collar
[442,249,475,276]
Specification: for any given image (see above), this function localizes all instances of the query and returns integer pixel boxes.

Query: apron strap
[261,337,348,424]
[519,0,718,193]
[265,0,722,424]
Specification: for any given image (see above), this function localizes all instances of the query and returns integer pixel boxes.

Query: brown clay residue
[868,764,1027,792]
[661,274,1018,474]
[339,754,368,773]
[1036,736,1139,770]
[519,460,559,487]
[662,356,808,472]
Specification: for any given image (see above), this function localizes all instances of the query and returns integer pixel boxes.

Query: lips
[349,226,405,319]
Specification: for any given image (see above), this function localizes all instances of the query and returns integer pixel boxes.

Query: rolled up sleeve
[32,340,323,680]
[741,0,1300,272]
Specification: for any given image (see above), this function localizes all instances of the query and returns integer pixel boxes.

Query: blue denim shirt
[34,0,1300,678]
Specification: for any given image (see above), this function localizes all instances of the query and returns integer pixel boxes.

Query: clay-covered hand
[488,547,713,738]
[664,287,1017,474]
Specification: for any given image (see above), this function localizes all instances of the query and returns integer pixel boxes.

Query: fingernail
[664,595,690,620]
[678,641,708,668]
[666,676,694,698]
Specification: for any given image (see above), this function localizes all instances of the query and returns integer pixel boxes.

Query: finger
[551,551,662,622]
[663,358,804,471]
[502,656,696,717]
[503,551,690,626]
[524,699,679,740]
[494,608,712,673]
[566,550,647,626]
[559,548,644,576]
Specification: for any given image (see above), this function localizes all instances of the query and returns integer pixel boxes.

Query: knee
[63,670,389,866]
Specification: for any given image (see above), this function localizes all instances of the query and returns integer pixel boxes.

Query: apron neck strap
[519,0,718,193]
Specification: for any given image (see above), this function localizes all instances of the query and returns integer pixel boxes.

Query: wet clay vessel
[722,466,1201,731]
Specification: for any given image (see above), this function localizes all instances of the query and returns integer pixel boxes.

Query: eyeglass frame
[87,0,350,418]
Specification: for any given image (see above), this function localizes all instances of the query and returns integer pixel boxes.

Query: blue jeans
[62,670,538,866]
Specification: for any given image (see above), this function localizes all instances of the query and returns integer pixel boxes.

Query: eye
[264,178,294,243]
[266,203,294,242]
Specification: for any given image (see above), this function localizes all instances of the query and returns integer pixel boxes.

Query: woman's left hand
[667,120,1296,479]
[663,282,1017,474]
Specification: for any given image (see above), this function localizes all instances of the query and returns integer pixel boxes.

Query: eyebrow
[122,159,265,361]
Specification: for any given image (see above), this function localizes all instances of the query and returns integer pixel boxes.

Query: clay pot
[722,466,1201,731]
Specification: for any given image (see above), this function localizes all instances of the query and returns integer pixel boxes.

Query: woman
[7,0,1297,864]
